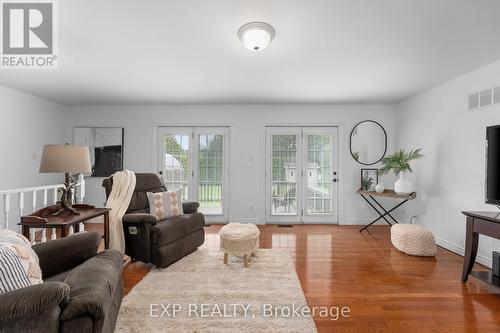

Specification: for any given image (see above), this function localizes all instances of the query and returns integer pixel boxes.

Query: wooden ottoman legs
[223,253,253,268]
[244,254,249,268]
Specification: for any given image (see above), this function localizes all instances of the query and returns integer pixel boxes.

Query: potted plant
[378,148,423,195]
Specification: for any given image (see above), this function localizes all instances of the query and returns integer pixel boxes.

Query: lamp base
[51,173,80,216]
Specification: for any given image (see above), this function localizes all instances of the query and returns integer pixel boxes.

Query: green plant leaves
[378,148,423,176]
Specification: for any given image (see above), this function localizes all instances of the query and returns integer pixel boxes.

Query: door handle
[332,171,338,182]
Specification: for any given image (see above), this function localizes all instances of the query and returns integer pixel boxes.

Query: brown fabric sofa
[0,232,123,333]
[102,173,205,268]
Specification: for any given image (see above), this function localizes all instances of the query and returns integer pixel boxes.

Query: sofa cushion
[128,174,166,213]
[61,250,123,322]
[33,232,100,280]
[147,191,183,220]
[151,213,205,246]
[0,229,42,292]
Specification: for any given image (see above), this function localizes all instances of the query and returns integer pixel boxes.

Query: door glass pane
[271,135,297,215]
[306,135,332,214]
[199,134,223,215]
[162,134,189,200]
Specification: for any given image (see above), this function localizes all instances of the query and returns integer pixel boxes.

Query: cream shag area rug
[116,247,317,333]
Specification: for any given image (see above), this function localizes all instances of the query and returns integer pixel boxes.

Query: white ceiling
[2,0,500,105]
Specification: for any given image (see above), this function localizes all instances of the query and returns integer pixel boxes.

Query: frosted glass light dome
[238,22,276,52]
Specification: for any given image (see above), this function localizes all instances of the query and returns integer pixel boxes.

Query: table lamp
[39,144,91,215]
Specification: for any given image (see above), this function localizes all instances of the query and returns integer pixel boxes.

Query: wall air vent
[468,93,479,110]
[468,85,500,111]
[494,86,500,105]
[480,89,493,107]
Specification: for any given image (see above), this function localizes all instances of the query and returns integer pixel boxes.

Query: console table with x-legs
[357,189,417,232]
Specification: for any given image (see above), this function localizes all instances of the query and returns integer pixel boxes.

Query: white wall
[0,85,68,228]
[395,59,500,267]
[65,104,395,224]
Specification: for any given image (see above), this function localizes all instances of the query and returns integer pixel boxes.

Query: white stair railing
[0,176,86,243]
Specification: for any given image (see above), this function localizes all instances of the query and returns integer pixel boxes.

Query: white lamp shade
[39,144,92,174]
[238,22,275,52]
[242,29,271,51]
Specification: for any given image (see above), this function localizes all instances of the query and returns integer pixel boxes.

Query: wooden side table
[461,211,500,287]
[357,189,416,232]
[19,204,111,249]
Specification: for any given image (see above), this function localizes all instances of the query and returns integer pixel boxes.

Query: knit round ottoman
[219,223,260,268]
[391,224,437,256]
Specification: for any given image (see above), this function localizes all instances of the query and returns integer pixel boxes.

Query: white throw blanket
[106,170,136,253]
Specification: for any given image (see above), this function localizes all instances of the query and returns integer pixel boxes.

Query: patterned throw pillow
[0,229,42,293]
[147,191,183,221]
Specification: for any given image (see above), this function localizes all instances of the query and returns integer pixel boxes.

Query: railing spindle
[19,192,24,219]
[3,194,10,229]
[31,190,38,241]
[32,190,37,212]
[52,188,58,204]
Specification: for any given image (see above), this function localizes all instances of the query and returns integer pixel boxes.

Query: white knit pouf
[219,223,260,268]
[391,224,437,257]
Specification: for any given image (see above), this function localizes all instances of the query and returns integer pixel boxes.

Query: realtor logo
[1,0,57,68]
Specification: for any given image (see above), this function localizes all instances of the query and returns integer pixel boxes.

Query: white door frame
[158,126,230,223]
[265,126,338,224]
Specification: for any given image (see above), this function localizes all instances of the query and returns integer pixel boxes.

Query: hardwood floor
[94,223,500,332]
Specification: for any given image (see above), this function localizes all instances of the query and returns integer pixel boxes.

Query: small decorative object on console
[375,182,385,193]
[361,169,378,191]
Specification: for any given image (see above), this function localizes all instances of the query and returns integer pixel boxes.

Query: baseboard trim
[229,217,266,225]
[435,237,492,268]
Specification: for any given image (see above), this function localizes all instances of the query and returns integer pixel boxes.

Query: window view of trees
[198,134,223,214]
[163,134,189,199]
[271,133,333,215]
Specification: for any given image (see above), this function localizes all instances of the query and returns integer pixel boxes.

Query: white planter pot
[394,173,414,195]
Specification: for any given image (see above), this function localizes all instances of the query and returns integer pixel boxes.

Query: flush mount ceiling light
[238,22,276,52]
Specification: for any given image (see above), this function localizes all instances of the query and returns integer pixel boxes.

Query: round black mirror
[350,120,387,165]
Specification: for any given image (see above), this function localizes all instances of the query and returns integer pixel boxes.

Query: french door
[158,127,229,222]
[265,127,338,224]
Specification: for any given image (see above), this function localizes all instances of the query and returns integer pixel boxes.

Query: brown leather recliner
[102,173,205,268]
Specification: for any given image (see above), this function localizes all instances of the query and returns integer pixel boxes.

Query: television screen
[486,125,500,205]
